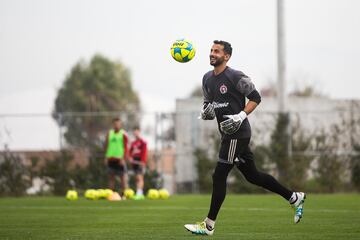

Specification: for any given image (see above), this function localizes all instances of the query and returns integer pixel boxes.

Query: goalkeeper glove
[199,102,215,120]
[220,111,247,135]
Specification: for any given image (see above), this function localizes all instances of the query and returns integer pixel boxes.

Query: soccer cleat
[132,194,145,200]
[292,192,306,223]
[184,221,214,236]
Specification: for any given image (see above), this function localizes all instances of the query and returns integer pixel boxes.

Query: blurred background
[1,0,359,196]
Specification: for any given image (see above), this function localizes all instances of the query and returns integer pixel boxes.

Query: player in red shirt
[129,126,147,199]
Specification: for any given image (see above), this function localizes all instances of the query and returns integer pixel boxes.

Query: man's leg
[132,162,144,195]
[118,163,128,196]
[184,162,232,235]
[107,160,116,191]
[109,173,115,191]
[136,174,144,194]
[236,144,292,200]
[131,173,145,200]
[207,162,234,220]
[236,143,306,223]
[185,139,234,235]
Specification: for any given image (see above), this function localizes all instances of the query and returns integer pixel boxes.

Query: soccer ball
[147,189,159,200]
[97,189,113,199]
[66,190,78,201]
[97,189,106,199]
[84,189,98,200]
[124,188,135,199]
[170,39,196,63]
[103,189,114,198]
[107,192,122,201]
[158,189,170,200]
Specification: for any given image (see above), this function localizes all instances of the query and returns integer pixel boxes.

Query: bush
[194,148,214,193]
[0,150,31,196]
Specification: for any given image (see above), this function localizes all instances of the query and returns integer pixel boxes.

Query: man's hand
[129,159,137,165]
[199,102,215,120]
[130,159,144,166]
[220,111,247,135]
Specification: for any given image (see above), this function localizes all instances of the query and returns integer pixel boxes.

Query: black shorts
[131,157,145,175]
[218,137,252,164]
[107,159,126,176]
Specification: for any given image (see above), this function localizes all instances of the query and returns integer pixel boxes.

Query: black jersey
[202,66,257,139]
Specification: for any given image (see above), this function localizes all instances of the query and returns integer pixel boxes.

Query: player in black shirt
[184,40,306,236]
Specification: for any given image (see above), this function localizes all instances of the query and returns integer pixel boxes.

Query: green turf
[0,194,359,239]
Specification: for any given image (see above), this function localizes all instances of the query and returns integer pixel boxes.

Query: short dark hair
[213,40,232,56]
[133,125,140,131]
[113,117,121,122]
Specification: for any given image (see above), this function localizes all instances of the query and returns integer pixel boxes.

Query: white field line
[0,206,358,213]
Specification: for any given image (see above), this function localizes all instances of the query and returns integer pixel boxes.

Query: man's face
[210,44,229,67]
[134,129,140,138]
[113,120,122,130]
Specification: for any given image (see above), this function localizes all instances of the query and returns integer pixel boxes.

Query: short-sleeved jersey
[130,138,147,163]
[202,66,256,139]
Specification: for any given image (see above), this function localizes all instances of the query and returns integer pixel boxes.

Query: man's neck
[213,64,227,76]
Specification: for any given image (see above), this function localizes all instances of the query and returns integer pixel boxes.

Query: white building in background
[175,96,360,192]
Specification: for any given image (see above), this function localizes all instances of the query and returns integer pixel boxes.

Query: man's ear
[224,54,231,61]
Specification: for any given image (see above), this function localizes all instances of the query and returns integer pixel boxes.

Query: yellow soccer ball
[103,189,114,198]
[170,39,196,63]
[147,189,160,200]
[124,188,135,199]
[158,189,170,200]
[66,190,78,201]
[97,189,107,199]
[84,189,98,200]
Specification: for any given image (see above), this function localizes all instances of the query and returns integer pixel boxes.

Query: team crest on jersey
[219,84,228,94]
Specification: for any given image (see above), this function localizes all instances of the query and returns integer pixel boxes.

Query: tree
[189,86,203,98]
[351,144,360,191]
[314,126,345,192]
[265,113,312,190]
[194,148,215,193]
[0,148,31,196]
[194,132,220,193]
[53,54,140,147]
[269,113,292,183]
[40,151,75,195]
[290,86,323,97]
[288,120,313,190]
[229,144,268,194]
[350,101,360,191]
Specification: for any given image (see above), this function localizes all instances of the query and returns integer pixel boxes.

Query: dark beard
[210,57,225,67]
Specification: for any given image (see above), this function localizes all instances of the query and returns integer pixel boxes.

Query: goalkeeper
[184,40,306,236]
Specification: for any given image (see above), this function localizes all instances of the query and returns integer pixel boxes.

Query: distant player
[184,40,306,236]
[129,126,147,200]
[104,117,128,197]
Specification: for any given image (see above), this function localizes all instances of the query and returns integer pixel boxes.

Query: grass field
[0,194,359,240]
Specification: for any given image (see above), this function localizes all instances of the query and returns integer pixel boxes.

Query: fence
[174,97,360,193]
[1,100,360,195]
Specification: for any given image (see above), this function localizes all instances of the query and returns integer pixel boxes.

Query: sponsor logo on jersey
[219,84,227,94]
[213,102,229,109]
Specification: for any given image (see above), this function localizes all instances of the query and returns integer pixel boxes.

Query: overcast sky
[0,0,359,149]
